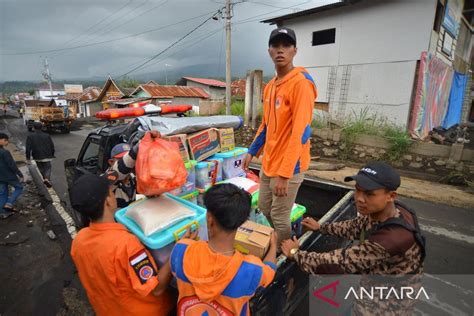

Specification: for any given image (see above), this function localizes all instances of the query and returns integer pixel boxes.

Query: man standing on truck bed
[26,122,55,188]
[243,27,317,247]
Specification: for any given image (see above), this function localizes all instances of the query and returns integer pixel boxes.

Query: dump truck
[23,99,76,133]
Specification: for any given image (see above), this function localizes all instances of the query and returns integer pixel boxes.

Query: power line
[52,0,169,59]
[134,26,224,76]
[234,0,312,24]
[50,1,133,57]
[117,11,220,78]
[73,0,151,47]
[1,11,216,56]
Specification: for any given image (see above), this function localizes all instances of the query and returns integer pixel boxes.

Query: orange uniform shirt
[248,67,317,179]
[170,239,276,316]
[70,222,173,316]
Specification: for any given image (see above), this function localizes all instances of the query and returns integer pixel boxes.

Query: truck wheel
[62,127,70,134]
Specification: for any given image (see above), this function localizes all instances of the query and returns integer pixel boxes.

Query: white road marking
[30,161,77,239]
[420,224,474,245]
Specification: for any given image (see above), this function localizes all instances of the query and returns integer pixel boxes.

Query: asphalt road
[2,113,474,315]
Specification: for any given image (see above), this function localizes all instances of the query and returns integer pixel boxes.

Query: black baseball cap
[344,162,401,191]
[69,173,112,212]
[269,27,296,46]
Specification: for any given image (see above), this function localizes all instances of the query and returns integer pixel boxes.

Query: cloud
[0,0,337,81]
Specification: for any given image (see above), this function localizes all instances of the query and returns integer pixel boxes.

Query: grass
[338,108,412,161]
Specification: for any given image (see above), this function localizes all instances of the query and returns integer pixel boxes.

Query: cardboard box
[187,128,220,162]
[234,220,273,259]
[163,134,190,163]
[217,128,235,153]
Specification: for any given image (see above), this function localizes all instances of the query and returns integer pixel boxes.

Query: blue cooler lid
[115,193,207,249]
[196,161,214,169]
[211,147,248,159]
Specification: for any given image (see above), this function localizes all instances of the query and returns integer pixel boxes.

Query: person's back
[171,184,277,315]
[171,239,275,315]
[71,222,172,315]
[26,128,54,160]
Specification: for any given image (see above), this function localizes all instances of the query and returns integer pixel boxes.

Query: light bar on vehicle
[95,104,192,120]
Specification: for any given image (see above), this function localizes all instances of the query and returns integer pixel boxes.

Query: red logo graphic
[313,280,341,308]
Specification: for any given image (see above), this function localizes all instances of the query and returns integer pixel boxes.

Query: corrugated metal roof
[80,87,101,102]
[60,93,83,101]
[182,77,226,88]
[36,83,64,91]
[141,84,209,99]
[261,0,361,24]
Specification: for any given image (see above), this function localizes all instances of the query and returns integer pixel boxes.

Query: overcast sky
[0,0,337,82]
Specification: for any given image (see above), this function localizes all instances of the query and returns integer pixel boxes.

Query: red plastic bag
[246,170,260,183]
[135,132,187,196]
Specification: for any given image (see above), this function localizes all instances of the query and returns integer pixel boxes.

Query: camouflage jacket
[294,206,423,275]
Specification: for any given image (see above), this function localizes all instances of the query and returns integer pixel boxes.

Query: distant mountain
[1,62,274,94]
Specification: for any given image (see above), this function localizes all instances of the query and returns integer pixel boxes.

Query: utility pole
[42,57,53,100]
[225,0,232,115]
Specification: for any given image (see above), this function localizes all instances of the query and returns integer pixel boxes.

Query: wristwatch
[289,247,299,259]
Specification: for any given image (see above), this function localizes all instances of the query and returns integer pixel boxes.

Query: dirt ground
[251,157,474,209]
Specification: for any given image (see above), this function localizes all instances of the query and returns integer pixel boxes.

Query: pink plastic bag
[135,133,187,196]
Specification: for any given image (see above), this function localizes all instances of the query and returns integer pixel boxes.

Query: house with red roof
[176,77,226,101]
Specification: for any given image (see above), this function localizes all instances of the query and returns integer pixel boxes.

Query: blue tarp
[443,71,468,128]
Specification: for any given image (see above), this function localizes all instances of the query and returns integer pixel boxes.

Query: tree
[120,77,141,89]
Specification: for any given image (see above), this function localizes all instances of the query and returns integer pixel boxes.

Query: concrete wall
[199,100,225,115]
[185,81,225,100]
[282,0,437,127]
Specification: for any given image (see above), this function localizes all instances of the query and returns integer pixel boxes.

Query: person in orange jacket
[70,131,178,316]
[170,183,277,315]
[243,27,317,247]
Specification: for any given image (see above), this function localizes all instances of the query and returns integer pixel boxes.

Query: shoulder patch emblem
[129,249,157,284]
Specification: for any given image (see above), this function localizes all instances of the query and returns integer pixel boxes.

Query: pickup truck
[24,99,76,133]
[64,117,356,315]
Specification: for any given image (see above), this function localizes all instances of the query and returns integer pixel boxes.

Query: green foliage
[339,108,412,161]
[218,100,245,116]
[119,77,141,89]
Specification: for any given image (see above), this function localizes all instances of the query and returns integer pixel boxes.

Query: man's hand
[148,130,161,139]
[269,231,278,250]
[243,153,253,172]
[26,160,31,165]
[281,236,300,259]
[273,176,289,197]
[19,176,24,183]
[182,226,198,240]
[302,217,320,231]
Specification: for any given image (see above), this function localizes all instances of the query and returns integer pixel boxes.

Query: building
[34,83,65,100]
[176,77,226,100]
[95,76,135,110]
[79,87,102,117]
[263,0,473,138]
[132,84,216,114]
[60,84,84,117]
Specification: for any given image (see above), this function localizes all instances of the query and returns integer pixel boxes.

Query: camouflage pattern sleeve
[294,240,391,274]
[319,215,368,240]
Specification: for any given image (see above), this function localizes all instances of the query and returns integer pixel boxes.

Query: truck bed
[249,173,356,315]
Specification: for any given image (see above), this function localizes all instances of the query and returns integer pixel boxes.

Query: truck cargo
[23,99,76,133]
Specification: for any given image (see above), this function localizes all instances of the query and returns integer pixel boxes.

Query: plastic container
[219,177,259,209]
[178,190,199,204]
[205,157,223,183]
[115,193,208,267]
[169,160,197,196]
[195,160,221,190]
[255,204,307,237]
[210,147,248,180]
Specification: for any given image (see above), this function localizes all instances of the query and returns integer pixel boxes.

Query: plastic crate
[209,147,248,179]
[169,160,197,196]
[115,193,207,267]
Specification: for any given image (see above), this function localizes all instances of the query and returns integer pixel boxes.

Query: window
[433,1,445,33]
[81,137,100,166]
[312,28,336,46]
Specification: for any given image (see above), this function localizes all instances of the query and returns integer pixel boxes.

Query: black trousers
[36,161,52,180]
